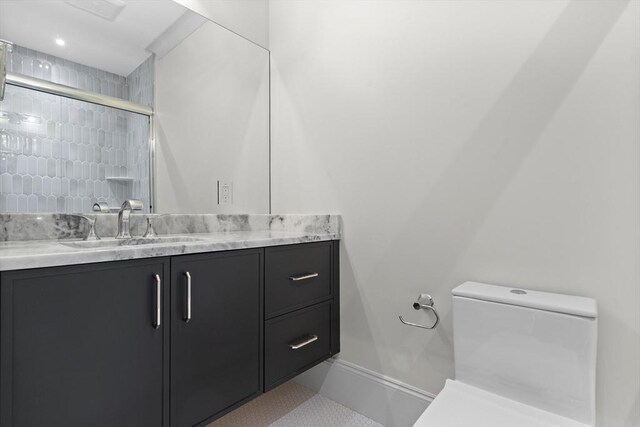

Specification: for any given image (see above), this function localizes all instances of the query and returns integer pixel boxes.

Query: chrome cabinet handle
[289,272,319,282]
[289,334,318,350]
[153,274,161,328]
[184,272,191,322]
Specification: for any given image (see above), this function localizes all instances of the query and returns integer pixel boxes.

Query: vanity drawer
[264,301,332,389]
[265,242,333,318]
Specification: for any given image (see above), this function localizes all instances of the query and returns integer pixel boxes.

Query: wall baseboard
[294,358,435,427]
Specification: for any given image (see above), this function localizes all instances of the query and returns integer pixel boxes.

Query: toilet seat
[413,380,592,427]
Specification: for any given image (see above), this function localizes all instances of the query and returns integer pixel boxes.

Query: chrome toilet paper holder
[399,293,440,330]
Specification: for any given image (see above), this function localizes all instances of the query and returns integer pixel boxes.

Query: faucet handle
[73,215,100,241]
[84,218,100,241]
[143,217,157,238]
[122,199,144,211]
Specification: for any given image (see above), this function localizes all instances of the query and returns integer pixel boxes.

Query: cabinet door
[171,249,262,427]
[0,259,168,427]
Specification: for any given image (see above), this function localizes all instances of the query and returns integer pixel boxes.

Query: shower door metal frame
[1,53,157,212]
[5,73,153,116]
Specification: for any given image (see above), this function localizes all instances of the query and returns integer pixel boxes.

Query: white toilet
[414,281,597,427]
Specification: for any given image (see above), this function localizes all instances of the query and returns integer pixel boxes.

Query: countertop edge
[0,232,341,272]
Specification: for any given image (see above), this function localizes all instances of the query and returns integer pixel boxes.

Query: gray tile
[28,194,38,212]
[12,175,22,194]
[22,175,32,194]
[2,173,13,193]
[32,176,42,194]
[1,46,153,213]
[17,194,28,212]
[16,155,28,174]
[6,194,17,212]
[42,176,51,195]
[28,156,38,175]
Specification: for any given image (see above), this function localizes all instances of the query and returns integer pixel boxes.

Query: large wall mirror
[0,0,270,214]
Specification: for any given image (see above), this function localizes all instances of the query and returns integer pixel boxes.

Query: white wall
[174,0,269,49]
[155,20,270,213]
[269,1,640,426]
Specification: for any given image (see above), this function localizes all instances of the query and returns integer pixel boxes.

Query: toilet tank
[452,282,597,426]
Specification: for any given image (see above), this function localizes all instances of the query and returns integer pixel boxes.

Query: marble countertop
[0,214,341,271]
[0,230,339,271]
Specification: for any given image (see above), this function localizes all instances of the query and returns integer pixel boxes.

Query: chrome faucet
[115,199,143,239]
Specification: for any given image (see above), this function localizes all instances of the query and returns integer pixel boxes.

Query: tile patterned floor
[208,381,384,427]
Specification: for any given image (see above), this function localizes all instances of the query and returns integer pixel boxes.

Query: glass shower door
[0,84,150,213]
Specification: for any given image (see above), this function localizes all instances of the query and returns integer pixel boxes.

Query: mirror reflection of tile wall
[0,46,152,213]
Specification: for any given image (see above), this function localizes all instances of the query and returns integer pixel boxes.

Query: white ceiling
[0,0,190,76]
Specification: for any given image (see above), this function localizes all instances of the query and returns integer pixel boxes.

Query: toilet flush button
[510,289,527,295]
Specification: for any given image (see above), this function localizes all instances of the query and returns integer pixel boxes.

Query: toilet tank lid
[452,282,597,318]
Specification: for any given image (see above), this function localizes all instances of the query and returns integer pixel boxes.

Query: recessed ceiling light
[55,38,65,46]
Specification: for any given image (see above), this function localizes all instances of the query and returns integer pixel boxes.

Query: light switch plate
[217,180,233,205]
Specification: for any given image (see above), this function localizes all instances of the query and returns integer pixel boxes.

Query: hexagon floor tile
[209,381,384,427]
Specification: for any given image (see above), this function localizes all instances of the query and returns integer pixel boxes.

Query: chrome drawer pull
[289,334,318,350]
[289,272,319,282]
[153,274,161,328]
[184,272,191,322]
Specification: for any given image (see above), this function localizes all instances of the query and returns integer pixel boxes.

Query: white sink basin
[60,236,204,249]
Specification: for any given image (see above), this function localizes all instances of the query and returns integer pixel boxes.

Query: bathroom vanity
[0,214,340,427]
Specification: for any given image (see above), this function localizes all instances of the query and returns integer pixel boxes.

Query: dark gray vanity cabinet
[0,241,339,427]
[0,258,169,427]
[170,250,263,427]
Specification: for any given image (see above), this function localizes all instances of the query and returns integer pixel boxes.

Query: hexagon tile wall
[0,46,153,213]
